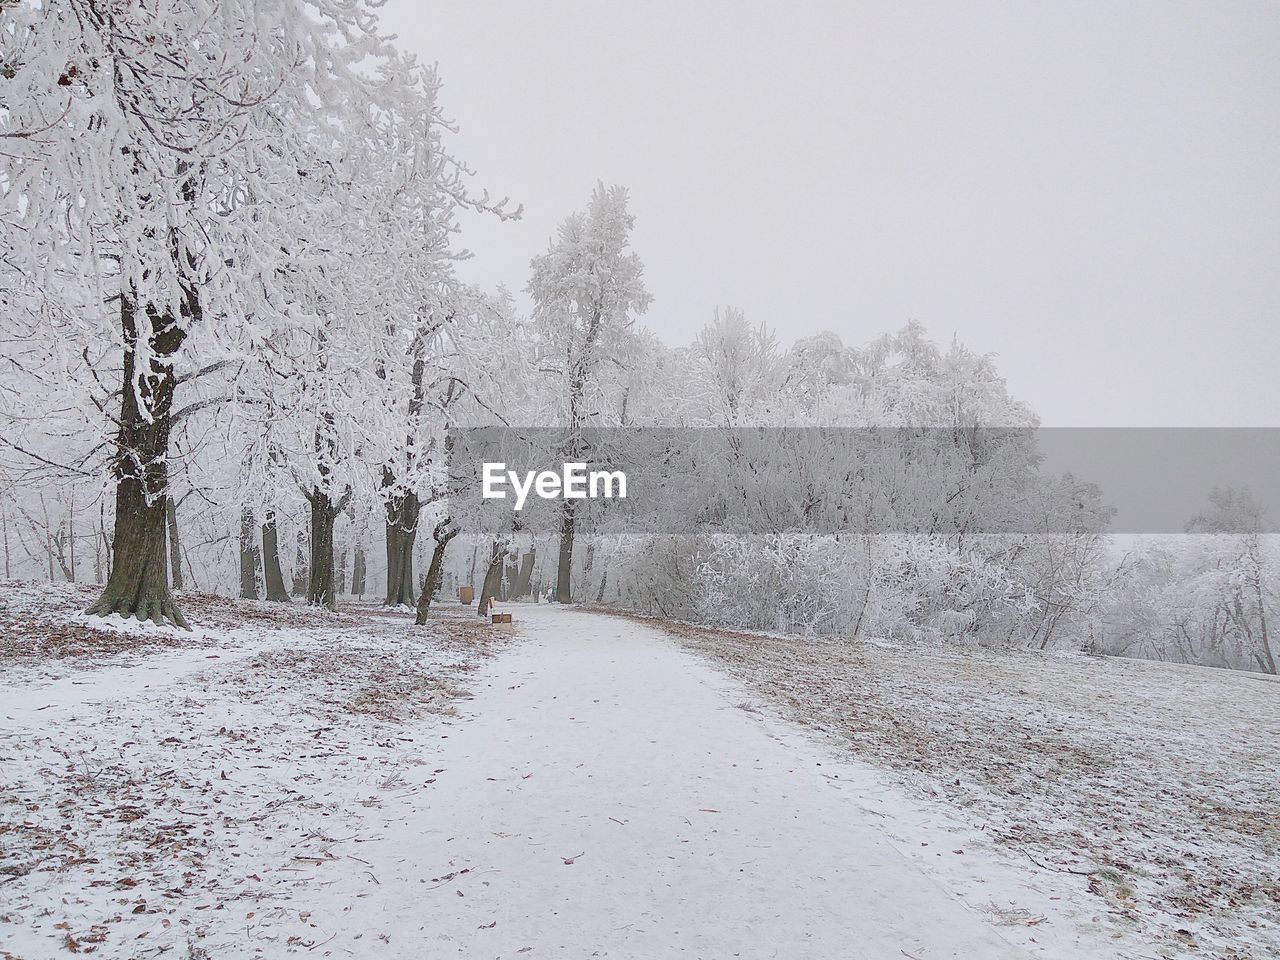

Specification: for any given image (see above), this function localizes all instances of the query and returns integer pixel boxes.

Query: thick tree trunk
[165,498,183,590]
[351,546,367,596]
[306,490,340,610]
[415,520,459,625]
[239,507,261,599]
[87,296,188,627]
[384,491,420,607]
[511,549,536,599]
[385,525,404,603]
[261,513,290,602]
[478,540,506,617]
[555,499,575,603]
[506,552,532,599]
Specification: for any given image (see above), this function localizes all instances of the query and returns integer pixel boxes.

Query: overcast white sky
[380,1,1280,426]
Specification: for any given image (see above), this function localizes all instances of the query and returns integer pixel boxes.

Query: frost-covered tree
[383,287,522,609]
[582,322,1111,648]
[691,308,778,426]
[1100,489,1278,673]
[2,1,514,621]
[529,183,650,601]
[2,0,387,622]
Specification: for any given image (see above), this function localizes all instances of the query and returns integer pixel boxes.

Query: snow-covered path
[337,605,1110,960]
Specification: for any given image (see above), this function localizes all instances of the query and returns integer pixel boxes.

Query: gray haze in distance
[380,1,1280,427]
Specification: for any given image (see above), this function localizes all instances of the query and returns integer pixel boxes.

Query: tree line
[1,0,1274,674]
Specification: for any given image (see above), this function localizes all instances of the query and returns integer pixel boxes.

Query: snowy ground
[2,588,1273,959]
[0,583,504,958]
[619,612,1279,960]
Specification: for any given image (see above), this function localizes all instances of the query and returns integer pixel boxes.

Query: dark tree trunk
[337,546,348,596]
[381,328,433,607]
[415,520,459,624]
[166,498,183,590]
[306,490,341,610]
[384,490,421,607]
[511,549,536,599]
[351,545,367,596]
[239,507,261,599]
[478,540,506,617]
[261,513,290,602]
[555,499,575,603]
[87,295,188,627]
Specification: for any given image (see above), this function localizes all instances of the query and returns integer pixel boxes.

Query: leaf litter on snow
[0,583,510,957]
